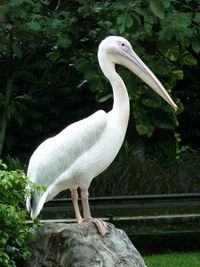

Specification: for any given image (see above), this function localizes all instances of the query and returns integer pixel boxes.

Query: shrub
[0,162,38,267]
[90,145,200,196]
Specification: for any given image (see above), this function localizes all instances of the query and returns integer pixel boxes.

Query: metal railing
[38,193,200,224]
[27,193,200,251]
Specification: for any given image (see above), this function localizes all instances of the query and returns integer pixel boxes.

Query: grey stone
[26,222,147,267]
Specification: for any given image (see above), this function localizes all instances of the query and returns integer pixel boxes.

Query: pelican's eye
[118,41,131,52]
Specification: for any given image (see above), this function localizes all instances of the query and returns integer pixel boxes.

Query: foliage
[0,0,199,161]
[89,144,200,196]
[0,0,82,157]
[0,162,39,267]
[175,64,200,148]
[3,155,27,171]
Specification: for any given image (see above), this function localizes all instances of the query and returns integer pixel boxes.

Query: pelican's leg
[81,189,108,236]
[70,188,83,223]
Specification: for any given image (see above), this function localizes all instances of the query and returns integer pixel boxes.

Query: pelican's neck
[98,53,130,125]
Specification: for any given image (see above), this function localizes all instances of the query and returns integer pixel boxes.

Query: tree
[0,0,200,161]
[0,0,76,157]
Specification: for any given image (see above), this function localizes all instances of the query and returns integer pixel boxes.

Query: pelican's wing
[27,110,107,187]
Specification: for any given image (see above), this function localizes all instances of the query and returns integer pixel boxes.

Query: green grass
[143,252,200,267]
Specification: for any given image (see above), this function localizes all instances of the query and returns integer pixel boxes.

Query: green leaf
[74,58,89,72]
[94,79,104,94]
[178,36,190,47]
[158,26,174,41]
[10,0,24,7]
[150,0,165,19]
[153,114,175,130]
[49,51,61,62]
[162,0,170,9]
[33,2,42,13]
[18,9,26,19]
[98,20,112,30]
[119,24,125,34]
[58,37,72,48]
[1,238,7,245]
[136,124,154,137]
[173,12,192,28]
[192,37,200,54]
[142,94,161,108]
[112,1,128,10]
[126,14,133,28]
[116,14,124,25]
[12,44,22,58]
[51,18,62,29]
[27,21,41,31]
[193,13,200,23]
[172,70,184,80]
[136,124,149,135]
[164,45,180,61]
[116,14,126,33]
[84,68,98,81]
[180,51,197,66]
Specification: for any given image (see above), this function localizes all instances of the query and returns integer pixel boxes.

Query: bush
[89,145,200,196]
[0,162,38,267]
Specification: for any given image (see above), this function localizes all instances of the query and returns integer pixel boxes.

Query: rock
[26,222,147,267]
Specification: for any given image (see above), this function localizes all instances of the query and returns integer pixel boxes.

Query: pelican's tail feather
[30,190,48,220]
[26,195,31,213]
[25,184,32,213]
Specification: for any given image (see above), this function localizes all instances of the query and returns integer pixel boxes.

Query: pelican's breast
[72,112,128,189]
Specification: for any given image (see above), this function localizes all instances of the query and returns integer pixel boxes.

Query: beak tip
[175,105,178,112]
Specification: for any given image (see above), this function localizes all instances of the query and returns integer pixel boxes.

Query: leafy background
[0,0,200,193]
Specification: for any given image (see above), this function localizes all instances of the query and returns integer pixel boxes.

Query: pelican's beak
[121,49,178,111]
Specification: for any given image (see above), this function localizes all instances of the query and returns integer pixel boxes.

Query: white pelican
[26,36,177,236]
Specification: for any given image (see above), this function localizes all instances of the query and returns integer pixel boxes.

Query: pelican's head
[98,36,178,111]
